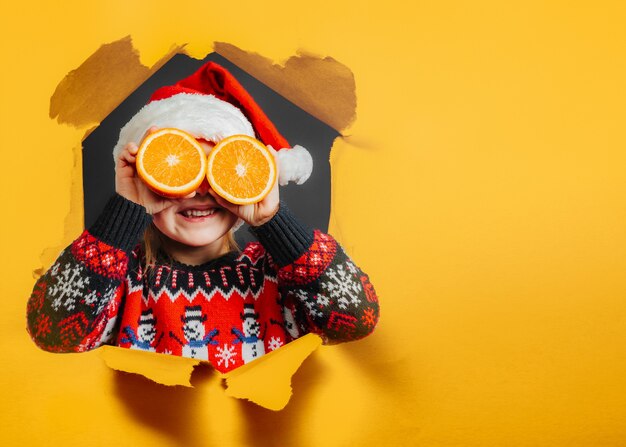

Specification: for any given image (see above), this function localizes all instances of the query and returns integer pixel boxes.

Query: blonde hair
[142,223,240,271]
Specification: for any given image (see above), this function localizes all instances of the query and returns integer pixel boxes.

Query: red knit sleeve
[277,231,379,343]
[26,195,151,352]
[27,233,127,352]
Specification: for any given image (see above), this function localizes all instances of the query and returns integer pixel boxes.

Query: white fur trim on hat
[275,145,313,185]
[113,93,255,161]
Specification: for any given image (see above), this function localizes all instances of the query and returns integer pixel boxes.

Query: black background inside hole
[82,52,336,247]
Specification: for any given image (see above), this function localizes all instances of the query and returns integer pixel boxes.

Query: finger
[183,191,197,199]
[117,154,136,169]
[121,150,136,163]
[116,155,128,169]
[209,189,240,213]
[127,143,139,155]
[156,198,176,213]
[266,146,281,177]
[267,145,279,166]
[120,143,138,160]
[142,126,159,141]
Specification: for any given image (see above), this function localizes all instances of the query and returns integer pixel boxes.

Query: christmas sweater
[27,195,379,373]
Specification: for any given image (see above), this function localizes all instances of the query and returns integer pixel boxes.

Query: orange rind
[207,135,277,205]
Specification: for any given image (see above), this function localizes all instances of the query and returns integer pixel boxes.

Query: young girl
[26,62,379,373]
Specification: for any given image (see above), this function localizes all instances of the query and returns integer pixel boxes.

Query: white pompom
[275,145,313,186]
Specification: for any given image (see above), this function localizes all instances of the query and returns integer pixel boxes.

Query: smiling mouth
[180,208,218,218]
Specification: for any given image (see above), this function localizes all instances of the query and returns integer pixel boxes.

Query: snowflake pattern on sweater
[26,195,379,373]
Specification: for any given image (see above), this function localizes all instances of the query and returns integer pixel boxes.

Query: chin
[174,230,229,248]
[154,215,236,247]
[153,208,238,248]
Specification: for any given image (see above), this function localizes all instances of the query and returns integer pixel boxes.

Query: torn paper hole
[100,334,322,409]
[50,38,340,409]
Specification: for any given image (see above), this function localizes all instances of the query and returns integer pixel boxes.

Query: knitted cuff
[249,204,314,267]
[89,194,152,252]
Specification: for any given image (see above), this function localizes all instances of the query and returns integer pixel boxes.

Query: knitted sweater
[27,195,379,373]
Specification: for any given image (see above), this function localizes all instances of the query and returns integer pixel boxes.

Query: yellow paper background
[2,1,626,446]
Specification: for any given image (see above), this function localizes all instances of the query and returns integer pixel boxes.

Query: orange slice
[136,128,207,198]
[207,135,277,205]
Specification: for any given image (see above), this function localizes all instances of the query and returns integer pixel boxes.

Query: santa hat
[113,61,313,186]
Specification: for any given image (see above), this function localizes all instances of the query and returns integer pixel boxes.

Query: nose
[197,139,215,156]
[195,177,211,195]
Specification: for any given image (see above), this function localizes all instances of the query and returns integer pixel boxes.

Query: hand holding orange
[115,127,179,215]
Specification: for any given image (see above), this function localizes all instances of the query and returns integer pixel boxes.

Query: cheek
[152,210,176,238]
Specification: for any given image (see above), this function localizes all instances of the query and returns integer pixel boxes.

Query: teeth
[183,209,216,218]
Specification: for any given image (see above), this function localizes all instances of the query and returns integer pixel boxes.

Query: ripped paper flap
[100,345,201,387]
[223,333,323,410]
[100,333,322,409]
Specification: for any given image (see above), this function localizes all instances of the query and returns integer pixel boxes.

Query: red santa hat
[113,61,313,186]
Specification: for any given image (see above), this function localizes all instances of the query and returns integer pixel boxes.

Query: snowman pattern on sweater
[121,309,161,352]
[231,303,266,364]
[169,306,219,360]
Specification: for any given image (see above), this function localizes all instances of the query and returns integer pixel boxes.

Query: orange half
[207,135,277,205]
[136,128,207,198]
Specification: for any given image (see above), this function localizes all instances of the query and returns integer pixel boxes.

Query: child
[26,62,379,373]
